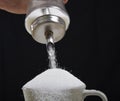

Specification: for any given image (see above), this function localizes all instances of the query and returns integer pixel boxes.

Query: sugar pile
[22,68,85,101]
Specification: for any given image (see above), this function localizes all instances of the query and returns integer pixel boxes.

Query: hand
[0,0,68,14]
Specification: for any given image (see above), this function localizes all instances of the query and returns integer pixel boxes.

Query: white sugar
[23,68,85,90]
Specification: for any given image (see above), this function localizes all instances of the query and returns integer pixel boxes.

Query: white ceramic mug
[22,68,108,101]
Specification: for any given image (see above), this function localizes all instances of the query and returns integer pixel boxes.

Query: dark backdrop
[0,0,120,101]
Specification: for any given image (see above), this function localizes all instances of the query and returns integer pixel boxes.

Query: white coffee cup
[22,68,108,101]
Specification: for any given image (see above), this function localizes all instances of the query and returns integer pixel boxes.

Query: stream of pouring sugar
[46,34,57,69]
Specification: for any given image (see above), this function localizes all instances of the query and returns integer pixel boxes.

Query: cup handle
[83,90,108,101]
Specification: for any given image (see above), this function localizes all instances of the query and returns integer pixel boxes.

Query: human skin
[0,0,68,14]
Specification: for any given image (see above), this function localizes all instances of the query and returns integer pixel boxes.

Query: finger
[63,0,68,4]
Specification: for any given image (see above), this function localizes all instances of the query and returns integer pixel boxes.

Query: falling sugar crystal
[46,42,57,69]
[22,68,86,101]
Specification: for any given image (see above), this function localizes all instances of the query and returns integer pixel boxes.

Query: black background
[0,0,120,101]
